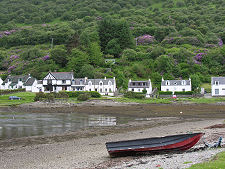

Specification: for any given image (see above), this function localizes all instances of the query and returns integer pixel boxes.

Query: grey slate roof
[128,80,151,88]
[211,77,225,85]
[24,77,36,86]
[85,79,115,85]
[161,80,191,86]
[3,75,30,85]
[71,78,86,85]
[50,72,73,80]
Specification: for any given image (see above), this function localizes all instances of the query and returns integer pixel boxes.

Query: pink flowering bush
[136,34,155,45]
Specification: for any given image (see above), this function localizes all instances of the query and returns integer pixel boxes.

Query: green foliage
[50,45,68,67]
[159,91,173,95]
[77,93,90,101]
[65,91,101,98]
[0,88,25,95]
[34,92,69,101]
[190,74,201,93]
[174,91,193,95]
[124,91,145,99]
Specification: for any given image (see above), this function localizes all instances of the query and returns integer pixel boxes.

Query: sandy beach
[0,101,225,169]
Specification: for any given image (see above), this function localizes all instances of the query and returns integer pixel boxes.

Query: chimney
[104,77,106,80]
[85,77,88,82]
[162,77,164,81]
[129,79,132,82]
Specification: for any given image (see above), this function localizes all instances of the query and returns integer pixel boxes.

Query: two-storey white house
[24,77,44,92]
[43,72,74,92]
[211,77,225,96]
[2,75,31,90]
[128,79,152,97]
[85,77,116,96]
[0,77,3,89]
[161,77,191,94]
[42,72,117,96]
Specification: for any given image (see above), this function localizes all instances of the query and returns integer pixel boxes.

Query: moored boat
[106,133,204,157]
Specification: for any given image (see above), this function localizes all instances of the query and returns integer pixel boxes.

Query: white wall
[161,85,191,93]
[212,84,225,96]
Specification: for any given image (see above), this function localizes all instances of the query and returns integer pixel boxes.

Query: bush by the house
[159,91,173,95]
[65,91,101,98]
[77,93,90,101]
[174,91,193,95]
[124,91,145,99]
[0,88,25,95]
[34,92,69,101]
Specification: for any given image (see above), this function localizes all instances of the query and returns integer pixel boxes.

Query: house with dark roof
[161,77,191,94]
[43,72,74,92]
[211,77,225,96]
[84,77,116,96]
[2,75,31,90]
[128,79,152,97]
[24,78,44,92]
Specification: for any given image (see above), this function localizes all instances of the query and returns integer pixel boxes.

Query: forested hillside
[0,0,224,90]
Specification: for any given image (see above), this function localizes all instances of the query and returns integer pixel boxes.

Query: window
[100,82,103,86]
[138,89,140,92]
[215,81,219,85]
[105,88,107,92]
[166,89,169,91]
[132,82,135,86]
[72,79,75,85]
[138,83,141,86]
[109,81,112,86]
[132,88,134,91]
[95,88,97,91]
[62,80,66,84]
[222,88,225,90]
[166,81,169,85]
[65,86,67,90]
[100,89,102,92]
[80,80,83,85]
[109,88,112,92]
[215,89,219,95]
[89,89,91,91]
[182,89,185,92]
[182,80,185,85]
[174,82,177,85]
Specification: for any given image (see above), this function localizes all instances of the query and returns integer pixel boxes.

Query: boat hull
[106,133,204,157]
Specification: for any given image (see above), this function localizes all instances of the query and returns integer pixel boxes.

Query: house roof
[50,72,73,80]
[85,79,115,85]
[128,80,151,88]
[71,78,86,85]
[212,77,225,85]
[161,80,191,86]
[24,77,36,86]
[3,75,30,85]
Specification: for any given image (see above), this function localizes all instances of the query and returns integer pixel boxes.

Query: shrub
[34,92,46,101]
[174,91,193,95]
[90,91,101,98]
[159,91,173,95]
[77,93,90,101]
[0,88,25,95]
[124,91,145,99]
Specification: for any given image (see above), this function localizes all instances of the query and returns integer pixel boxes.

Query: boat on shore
[106,133,204,157]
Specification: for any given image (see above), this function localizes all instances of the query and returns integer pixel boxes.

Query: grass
[113,97,172,104]
[184,161,192,164]
[0,92,35,106]
[201,83,211,93]
[188,151,225,169]
[178,97,225,104]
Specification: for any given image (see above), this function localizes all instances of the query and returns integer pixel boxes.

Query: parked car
[9,96,21,100]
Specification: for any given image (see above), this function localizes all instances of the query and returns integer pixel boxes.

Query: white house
[43,72,74,92]
[0,77,3,89]
[128,79,152,97]
[42,72,117,96]
[211,77,225,96]
[161,77,191,94]
[1,75,31,90]
[24,78,44,92]
[85,77,116,96]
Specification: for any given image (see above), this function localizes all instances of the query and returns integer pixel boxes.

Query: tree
[77,64,95,78]
[50,45,68,67]
[88,42,104,66]
[190,74,201,93]
[105,39,122,57]
[154,55,174,74]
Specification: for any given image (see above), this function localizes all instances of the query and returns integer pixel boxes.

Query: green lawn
[0,92,35,106]
[179,97,225,104]
[189,151,225,169]
[113,97,172,104]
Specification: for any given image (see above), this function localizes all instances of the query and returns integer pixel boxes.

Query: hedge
[124,91,145,99]
[0,88,25,95]
[174,91,193,95]
[34,92,69,101]
[159,91,173,95]
[65,91,101,98]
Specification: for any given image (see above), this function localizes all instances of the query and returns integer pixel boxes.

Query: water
[0,112,134,139]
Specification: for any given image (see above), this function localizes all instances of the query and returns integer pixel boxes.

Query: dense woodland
[0,0,224,91]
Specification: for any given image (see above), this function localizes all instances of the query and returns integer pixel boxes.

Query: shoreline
[0,118,224,169]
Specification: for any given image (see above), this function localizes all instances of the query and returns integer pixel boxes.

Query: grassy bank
[189,151,225,169]
[0,92,35,106]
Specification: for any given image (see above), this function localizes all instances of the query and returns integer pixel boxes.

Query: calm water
[0,112,134,140]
